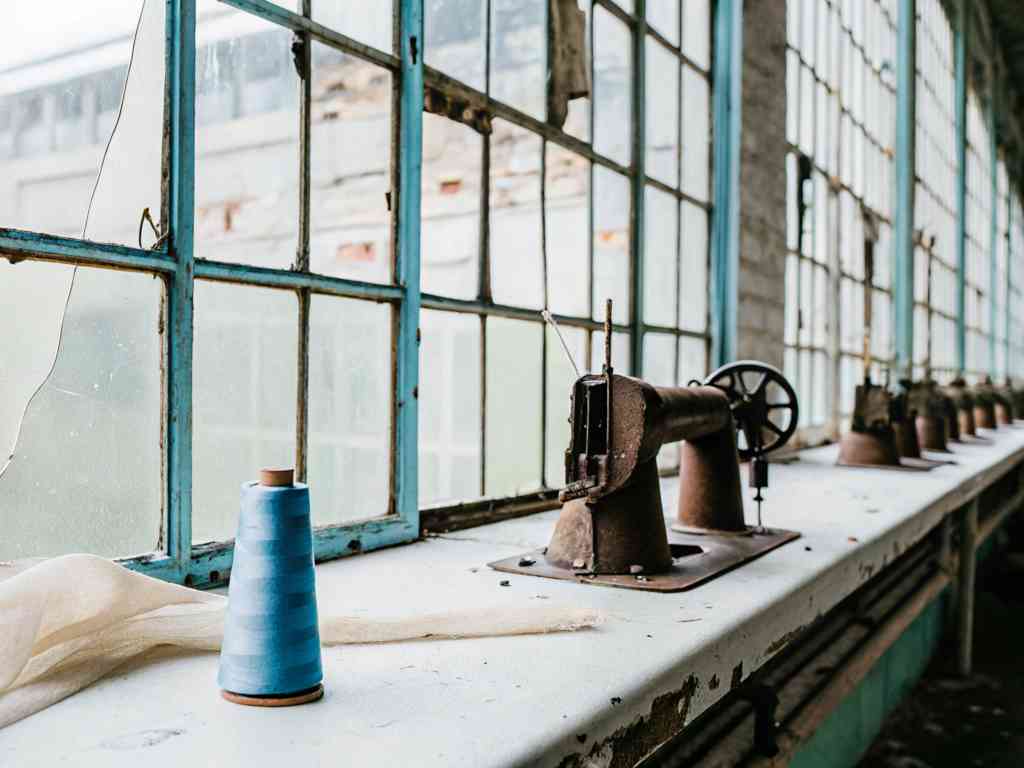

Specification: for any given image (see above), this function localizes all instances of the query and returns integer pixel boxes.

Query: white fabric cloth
[0,554,601,729]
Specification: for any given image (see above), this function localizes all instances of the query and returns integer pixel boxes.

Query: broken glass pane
[0,0,164,245]
[0,262,162,560]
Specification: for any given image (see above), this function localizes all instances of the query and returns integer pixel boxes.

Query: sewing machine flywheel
[703,361,799,460]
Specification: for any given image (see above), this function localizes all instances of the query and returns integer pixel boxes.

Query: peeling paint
[730,662,744,690]
[556,676,700,768]
[764,623,811,657]
[709,674,720,690]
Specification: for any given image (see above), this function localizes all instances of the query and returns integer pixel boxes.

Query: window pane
[682,0,711,70]
[681,67,710,201]
[591,330,632,375]
[0,262,161,559]
[421,114,481,298]
[678,334,707,379]
[0,0,165,245]
[426,0,487,90]
[544,324,586,487]
[420,311,482,505]
[679,201,708,332]
[545,145,589,316]
[593,6,632,166]
[647,0,679,46]
[592,165,631,324]
[644,184,679,327]
[314,0,393,53]
[193,282,297,543]
[490,120,543,309]
[310,45,393,283]
[308,297,391,525]
[485,318,542,496]
[646,40,680,187]
[195,6,299,269]
[490,0,546,120]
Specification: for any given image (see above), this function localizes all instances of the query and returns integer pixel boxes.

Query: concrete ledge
[4,429,1024,768]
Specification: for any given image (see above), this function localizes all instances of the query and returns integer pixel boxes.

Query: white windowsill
[4,429,1024,767]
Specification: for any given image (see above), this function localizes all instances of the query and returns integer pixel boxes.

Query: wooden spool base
[221,684,323,707]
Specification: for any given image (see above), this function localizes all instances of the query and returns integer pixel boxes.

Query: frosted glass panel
[308,297,391,525]
[314,0,394,53]
[0,262,162,559]
[193,282,297,543]
[485,318,542,496]
[545,324,586,487]
[420,310,482,505]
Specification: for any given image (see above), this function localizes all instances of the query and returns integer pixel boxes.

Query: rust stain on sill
[556,676,700,768]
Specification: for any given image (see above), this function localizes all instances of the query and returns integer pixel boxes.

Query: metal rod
[295,2,312,482]
[893,0,916,381]
[629,0,646,376]
[0,229,176,274]
[955,0,968,375]
[957,498,979,677]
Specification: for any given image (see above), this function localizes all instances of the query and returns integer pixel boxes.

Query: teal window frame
[0,0,720,585]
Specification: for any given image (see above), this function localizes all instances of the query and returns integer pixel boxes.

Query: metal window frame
[0,0,717,579]
[783,0,899,437]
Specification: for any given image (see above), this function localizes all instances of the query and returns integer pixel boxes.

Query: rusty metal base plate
[487,525,800,593]
[835,459,935,472]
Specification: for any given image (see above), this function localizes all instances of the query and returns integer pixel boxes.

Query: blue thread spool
[219,468,324,706]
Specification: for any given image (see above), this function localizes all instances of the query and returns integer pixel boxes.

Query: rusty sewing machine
[489,301,801,592]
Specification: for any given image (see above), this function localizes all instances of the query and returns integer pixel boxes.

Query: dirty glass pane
[545,144,590,316]
[644,332,679,470]
[420,310,482,505]
[308,297,391,525]
[0,262,161,560]
[314,0,394,54]
[485,318,543,496]
[679,201,708,332]
[646,0,679,47]
[195,4,299,269]
[0,0,165,245]
[310,45,393,283]
[490,120,544,309]
[545,324,586,488]
[421,113,481,298]
[490,0,546,120]
[681,67,710,202]
[646,40,680,187]
[644,184,679,327]
[425,0,487,90]
[682,0,711,70]
[193,281,297,544]
[592,6,632,166]
[678,334,707,379]
[590,330,631,375]
[592,165,630,324]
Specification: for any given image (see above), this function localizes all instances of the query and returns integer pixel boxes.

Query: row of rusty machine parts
[489,301,802,593]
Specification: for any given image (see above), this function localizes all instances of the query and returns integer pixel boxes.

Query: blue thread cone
[218,477,323,699]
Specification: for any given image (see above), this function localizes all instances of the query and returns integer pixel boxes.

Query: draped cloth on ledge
[0,554,602,729]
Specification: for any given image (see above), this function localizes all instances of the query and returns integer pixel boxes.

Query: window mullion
[395,0,423,531]
[631,0,647,376]
[295,0,312,483]
[167,0,197,576]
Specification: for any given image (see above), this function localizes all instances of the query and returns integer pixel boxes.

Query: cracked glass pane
[0,263,162,560]
[0,0,164,244]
